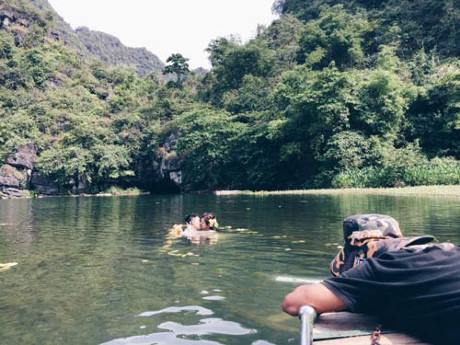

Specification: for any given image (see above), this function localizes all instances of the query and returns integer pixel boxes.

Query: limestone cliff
[76,27,164,77]
[21,0,165,77]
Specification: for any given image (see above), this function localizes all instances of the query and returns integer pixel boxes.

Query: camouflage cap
[342,214,403,241]
[330,214,403,277]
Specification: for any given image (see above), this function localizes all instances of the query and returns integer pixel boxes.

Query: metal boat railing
[299,305,317,345]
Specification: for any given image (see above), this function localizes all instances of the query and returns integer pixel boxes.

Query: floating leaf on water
[0,262,18,272]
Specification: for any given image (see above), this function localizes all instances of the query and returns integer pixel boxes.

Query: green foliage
[332,142,460,188]
[201,40,274,105]
[222,75,271,113]
[273,65,355,168]
[36,114,133,188]
[276,0,460,58]
[0,0,458,193]
[407,63,460,158]
[352,68,412,137]
[256,15,304,71]
[322,131,370,170]
[172,108,246,189]
[163,53,190,88]
[296,5,373,69]
[333,157,460,188]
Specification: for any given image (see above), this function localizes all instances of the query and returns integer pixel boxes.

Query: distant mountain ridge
[75,27,164,76]
[26,0,165,76]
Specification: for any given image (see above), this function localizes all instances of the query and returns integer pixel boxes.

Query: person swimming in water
[162,212,219,250]
[182,213,201,237]
[182,212,219,244]
[200,212,219,231]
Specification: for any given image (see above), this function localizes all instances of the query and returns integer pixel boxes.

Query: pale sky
[47,0,278,69]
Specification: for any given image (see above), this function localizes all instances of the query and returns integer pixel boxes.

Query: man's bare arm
[282,283,347,316]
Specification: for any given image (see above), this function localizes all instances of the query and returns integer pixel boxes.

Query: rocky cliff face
[0,144,36,198]
[76,27,164,77]
[157,133,182,186]
[0,144,86,199]
[0,140,183,199]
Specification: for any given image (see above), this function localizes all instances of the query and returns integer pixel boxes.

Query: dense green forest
[0,0,459,195]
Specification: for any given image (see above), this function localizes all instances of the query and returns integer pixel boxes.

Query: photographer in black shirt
[282,214,460,345]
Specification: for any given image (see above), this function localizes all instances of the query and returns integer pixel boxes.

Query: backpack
[330,214,435,277]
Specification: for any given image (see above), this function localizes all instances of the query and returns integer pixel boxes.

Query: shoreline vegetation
[33,187,149,199]
[0,0,458,196]
[2,185,460,200]
[215,185,460,197]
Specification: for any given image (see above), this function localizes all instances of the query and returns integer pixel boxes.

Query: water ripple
[138,306,214,317]
[158,317,256,336]
[99,331,222,345]
[202,295,225,301]
[252,341,277,345]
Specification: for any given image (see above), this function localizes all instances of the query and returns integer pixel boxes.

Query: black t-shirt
[323,243,460,344]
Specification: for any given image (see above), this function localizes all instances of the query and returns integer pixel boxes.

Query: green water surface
[0,194,459,345]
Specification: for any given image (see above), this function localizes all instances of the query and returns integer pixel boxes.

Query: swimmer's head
[201,212,218,230]
[185,213,200,230]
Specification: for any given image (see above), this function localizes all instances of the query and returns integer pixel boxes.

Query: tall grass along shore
[215,185,460,197]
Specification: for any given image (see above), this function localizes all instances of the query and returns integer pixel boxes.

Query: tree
[172,108,245,189]
[407,64,460,158]
[296,5,373,69]
[163,53,190,88]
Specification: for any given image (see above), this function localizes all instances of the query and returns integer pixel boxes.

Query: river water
[0,194,459,345]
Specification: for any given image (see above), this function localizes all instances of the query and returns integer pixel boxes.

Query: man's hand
[282,283,347,316]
